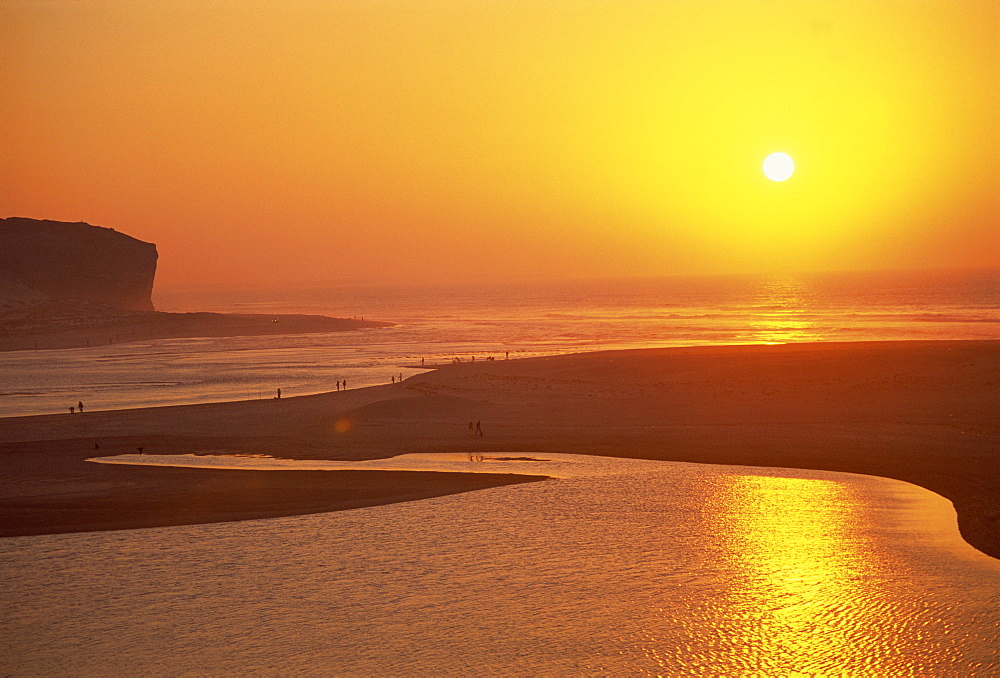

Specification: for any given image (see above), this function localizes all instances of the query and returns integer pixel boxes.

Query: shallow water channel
[2,454,998,675]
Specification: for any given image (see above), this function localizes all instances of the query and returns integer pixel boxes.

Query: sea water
[1,268,996,416]
[2,455,998,675]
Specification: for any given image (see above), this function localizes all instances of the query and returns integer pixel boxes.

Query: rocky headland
[0,218,389,350]
[1,217,157,311]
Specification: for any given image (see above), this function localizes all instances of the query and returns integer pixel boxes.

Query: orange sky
[1,1,997,288]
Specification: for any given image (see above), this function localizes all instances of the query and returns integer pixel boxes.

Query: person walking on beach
[336,380,340,391]
[343,380,347,390]
[78,401,84,413]
[69,406,75,414]
[391,376,395,384]
[475,420,483,437]
[276,388,281,399]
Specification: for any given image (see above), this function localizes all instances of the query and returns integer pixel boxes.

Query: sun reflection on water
[631,473,907,674]
[711,475,875,668]
[747,275,824,344]
[627,470,1000,674]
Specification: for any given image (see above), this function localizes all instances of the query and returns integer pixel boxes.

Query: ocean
[1,267,996,417]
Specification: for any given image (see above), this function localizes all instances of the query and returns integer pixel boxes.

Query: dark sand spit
[1,340,997,559]
[0,307,390,352]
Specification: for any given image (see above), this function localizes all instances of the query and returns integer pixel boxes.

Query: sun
[763,152,795,182]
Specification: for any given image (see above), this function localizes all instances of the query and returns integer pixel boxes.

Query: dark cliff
[0,218,158,311]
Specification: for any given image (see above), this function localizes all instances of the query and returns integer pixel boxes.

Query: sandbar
[0,339,996,559]
[0,308,391,352]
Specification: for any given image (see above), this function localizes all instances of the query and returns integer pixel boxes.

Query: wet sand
[1,339,997,558]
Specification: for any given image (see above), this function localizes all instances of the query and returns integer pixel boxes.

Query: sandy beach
[1,339,997,558]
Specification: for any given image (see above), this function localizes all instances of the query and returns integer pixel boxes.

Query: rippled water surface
[2,455,998,675]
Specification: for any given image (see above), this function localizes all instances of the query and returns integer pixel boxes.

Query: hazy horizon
[148,262,1000,296]
[2,1,996,290]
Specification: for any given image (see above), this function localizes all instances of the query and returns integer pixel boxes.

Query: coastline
[1,338,996,559]
[0,309,391,352]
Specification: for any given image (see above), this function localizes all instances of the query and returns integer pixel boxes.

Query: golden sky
[1,1,996,287]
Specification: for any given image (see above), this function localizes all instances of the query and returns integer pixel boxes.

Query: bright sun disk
[763,152,795,182]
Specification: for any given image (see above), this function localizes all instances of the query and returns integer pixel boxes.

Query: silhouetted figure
[276,388,281,399]
[343,380,347,390]
[475,420,483,437]
[421,357,425,366]
[94,443,100,450]
[505,351,509,359]
[468,421,474,436]
[399,372,403,382]
[137,446,144,455]
[69,407,75,414]
[391,376,395,384]
[78,401,84,413]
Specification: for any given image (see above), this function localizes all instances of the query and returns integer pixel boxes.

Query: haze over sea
[1,267,996,417]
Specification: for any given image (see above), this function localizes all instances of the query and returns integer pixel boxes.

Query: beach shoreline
[0,308,391,352]
[1,339,996,559]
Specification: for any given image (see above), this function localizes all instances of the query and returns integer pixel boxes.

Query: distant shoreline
[0,309,391,352]
[1,339,996,562]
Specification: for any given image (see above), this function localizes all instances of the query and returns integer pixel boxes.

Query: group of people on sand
[68,400,84,414]
[467,420,483,437]
[451,351,510,364]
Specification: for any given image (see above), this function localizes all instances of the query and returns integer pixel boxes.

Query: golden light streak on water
[624,469,1000,675]
[714,475,870,668]
[749,275,824,344]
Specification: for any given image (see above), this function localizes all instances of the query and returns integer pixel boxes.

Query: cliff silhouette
[0,217,157,312]
[0,217,389,351]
